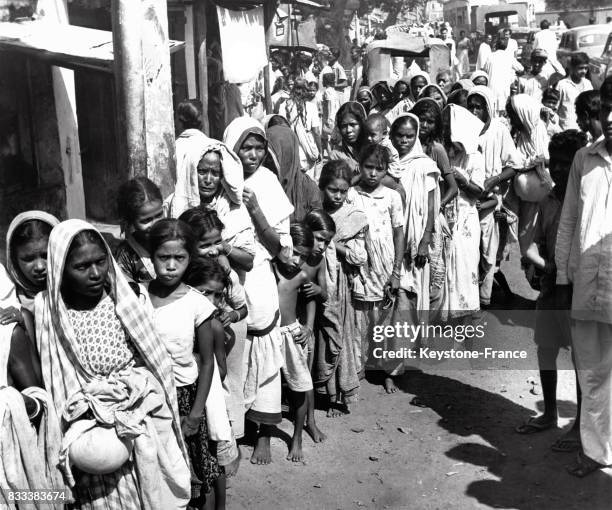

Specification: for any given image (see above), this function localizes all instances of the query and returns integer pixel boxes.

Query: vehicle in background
[510,27,532,61]
[589,32,612,89]
[557,24,610,72]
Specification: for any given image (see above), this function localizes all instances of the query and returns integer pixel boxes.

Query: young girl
[115,177,164,283]
[179,207,248,442]
[350,144,405,392]
[385,114,441,392]
[316,161,368,415]
[146,219,224,509]
[183,257,242,481]
[3,211,59,338]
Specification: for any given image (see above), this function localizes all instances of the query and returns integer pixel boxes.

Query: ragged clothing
[35,219,190,510]
[280,321,313,393]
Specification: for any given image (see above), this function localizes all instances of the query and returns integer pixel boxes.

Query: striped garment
[35,219,190,509]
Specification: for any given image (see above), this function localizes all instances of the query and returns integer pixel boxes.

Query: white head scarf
[445,104,484,155]
[510,94,549,164]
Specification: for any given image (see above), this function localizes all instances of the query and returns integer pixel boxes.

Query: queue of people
[1,16,612,510]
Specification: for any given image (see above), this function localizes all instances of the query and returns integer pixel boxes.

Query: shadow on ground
[394,370,612,509]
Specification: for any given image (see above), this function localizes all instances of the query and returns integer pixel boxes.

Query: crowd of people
[2,16,612,510]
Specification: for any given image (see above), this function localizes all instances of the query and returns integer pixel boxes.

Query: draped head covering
[467,85,496,132]
[444,104,484,155]
[170,128,244,218]
[456,79,475,91]
[6,211,59,311]
[266,125,322,221]
[470,70,489,84]
[223,116,267,157]
[262,114,289,130]
[356,86,374,102]
[392,114,440,315]
[390,113,426,163]
[35,219,190,504]
[370,81,393,109]
[409,70,431,99]
[418,84,447,107]
[510,94,550,164]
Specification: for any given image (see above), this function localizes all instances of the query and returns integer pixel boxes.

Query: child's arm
[182,320,215,437]
[301,260,328,302]
[390,225,405,291]
[484,167,516,192]
[416,189,435,269]
[211,318,228,381]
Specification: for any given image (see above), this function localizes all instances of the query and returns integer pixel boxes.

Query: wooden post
[194,0,209,134]
[141,0,177,194]
[263,0,276,115]
[111,0,147,179]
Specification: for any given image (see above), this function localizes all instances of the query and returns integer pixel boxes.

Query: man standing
[349,45,364,100]
[477,33,493,70]
[440,25,456,55]
[484,38,524,114]
[503,28,518,59]
[556,75,612,477]
[534,19,564,74]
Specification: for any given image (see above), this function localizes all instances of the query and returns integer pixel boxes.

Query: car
[589,31,612,89]
[557,24,611,73]
[510,27,531,60]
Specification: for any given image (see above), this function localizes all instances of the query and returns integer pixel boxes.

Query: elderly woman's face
[198,151,222,201]
[473,76,488,86]
[63,240,109,298]
[238,134,266,176]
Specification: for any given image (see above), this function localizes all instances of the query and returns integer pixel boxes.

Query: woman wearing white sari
[223,117,294,465]
[507,94,552,257]
[382,113,440,388]
[441,105,486,319]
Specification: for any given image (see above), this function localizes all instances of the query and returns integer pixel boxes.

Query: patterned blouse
[68,294,138,376]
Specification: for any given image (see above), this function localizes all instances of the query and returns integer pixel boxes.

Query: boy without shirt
[272,223,318,462]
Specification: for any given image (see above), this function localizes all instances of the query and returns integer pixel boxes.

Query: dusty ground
[228,254,612,510]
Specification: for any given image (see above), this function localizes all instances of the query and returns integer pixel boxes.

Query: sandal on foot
[515,417,557,434]
[567,452,604,478]
[551,436,581,453]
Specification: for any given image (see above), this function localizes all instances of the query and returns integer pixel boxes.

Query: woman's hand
[181,415,200,438]
[0,306,23,326]
[388,273,400,293]
[415,233,432,269]
[242,188,261,214]
[218,310,238,328]
[294,325,312,345]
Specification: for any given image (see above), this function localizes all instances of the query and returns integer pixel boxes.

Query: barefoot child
[515,131,587,452]
[115,177,165,283]
[147,219,225,509]
[350,144,405,393]
[301,209,335,442]
[316,161,368,416]
[184,257,243,495]
[272,222,316,462]
[179,207,249,438]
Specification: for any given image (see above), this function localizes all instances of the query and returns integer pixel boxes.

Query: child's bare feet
[326,403,349,417]
[250,434,272,465]
[305,422,326,442]
[384,376,398,393]
[287,435,304,462]
[225,448,241,477]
